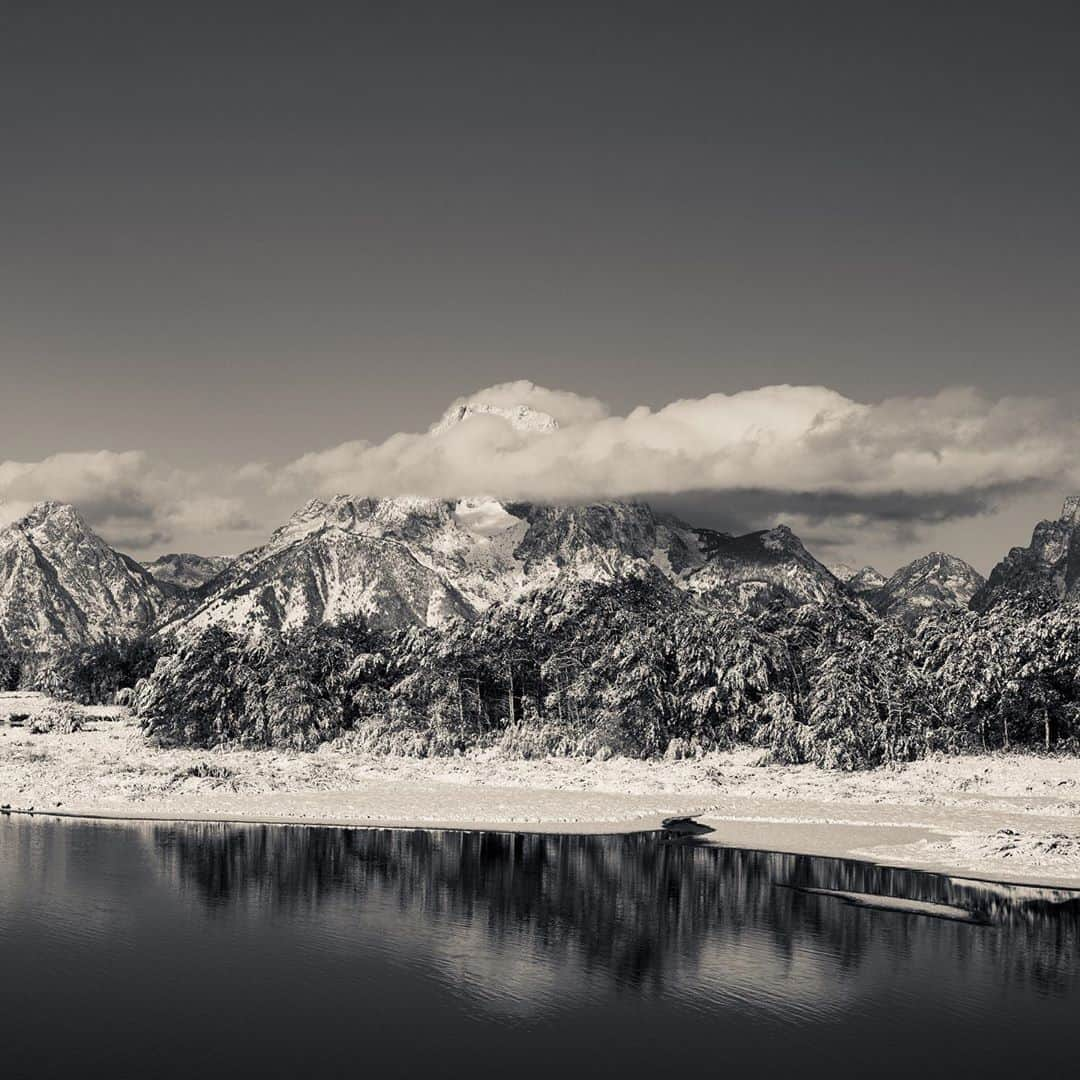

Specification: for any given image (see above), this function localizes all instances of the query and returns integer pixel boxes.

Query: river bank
[3,692,1080,887]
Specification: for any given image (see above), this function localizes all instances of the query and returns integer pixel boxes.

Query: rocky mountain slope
[431,401,560,435]
[684,524,849,610]
[831,564,887,595]
[142,553,233,593]
[165,496,850,638]
[849,566,887,594]
[971,497,1080,612]
[869,552,984,627]
[11,491,1076,651]
[0,502,169,650]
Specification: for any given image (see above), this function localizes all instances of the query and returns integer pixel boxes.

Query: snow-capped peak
[431,401,560,436]
[872,551,984,627]
[847,566,887,594]
[18,500,87,530]
[0,501,168,650]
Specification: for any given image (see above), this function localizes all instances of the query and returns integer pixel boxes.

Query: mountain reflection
[149,824,1080,1005]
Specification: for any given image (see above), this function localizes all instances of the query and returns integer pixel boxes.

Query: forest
[5,579,1080,769]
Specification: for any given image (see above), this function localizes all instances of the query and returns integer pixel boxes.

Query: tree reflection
[151,824,1080,999]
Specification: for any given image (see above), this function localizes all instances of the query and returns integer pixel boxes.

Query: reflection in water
[2,817,1078,1078]
[151,824,1080,1002]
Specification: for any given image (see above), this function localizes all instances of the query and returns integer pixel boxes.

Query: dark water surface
[1,818,1077,1078]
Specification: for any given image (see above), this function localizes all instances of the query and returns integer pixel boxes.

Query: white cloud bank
[3,380,1077,559]
[0,450,255,551]
[281,381,1078,506]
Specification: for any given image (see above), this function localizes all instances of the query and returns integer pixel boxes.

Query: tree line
[9,578,1079,768]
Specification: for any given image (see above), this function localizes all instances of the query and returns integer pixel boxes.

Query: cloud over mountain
[281,383,1078,517]
[4,381,1077,560]
[0,450,254,551]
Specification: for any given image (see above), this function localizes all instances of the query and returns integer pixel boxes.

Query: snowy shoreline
[3,693,1080,889]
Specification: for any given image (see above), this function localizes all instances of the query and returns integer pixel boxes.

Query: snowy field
[3,691,1080,888]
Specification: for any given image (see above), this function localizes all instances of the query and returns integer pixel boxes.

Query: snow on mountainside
[0,502,169,650]
[847,566,887,594]
[10,490,1070,652]
[142,553,233,592]
[167,496,476,637]
[430,402,560,435]
[971,496,1080,612]
[683,524,849,610]
[165,496,851,638]
[869,552,985,628]
[830,564,886,594]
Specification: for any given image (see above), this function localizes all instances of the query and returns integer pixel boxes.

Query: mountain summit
[870,552,984,627]
[971,496,1080,612]
[142,553,233,593]
[0,502,168,650]
[830,564,887,595]
[430,402,560,436]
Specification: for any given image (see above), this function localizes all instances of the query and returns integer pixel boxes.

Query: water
[1,818,1077,1078]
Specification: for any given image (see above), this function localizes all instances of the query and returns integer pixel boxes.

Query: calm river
[1,818,1077,1077]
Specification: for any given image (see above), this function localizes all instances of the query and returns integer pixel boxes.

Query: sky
[2,1,1079,572]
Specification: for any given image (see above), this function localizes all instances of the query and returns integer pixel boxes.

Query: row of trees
[118,581,1080,766]
[8,579,1080,767]
[3,636,163,704]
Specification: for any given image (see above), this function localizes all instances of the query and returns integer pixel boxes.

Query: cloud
[645,488,1010,546]
[5,382,1078,561]
[0,451,158,525]
[279,384,1080,534]
[0,450,256,552]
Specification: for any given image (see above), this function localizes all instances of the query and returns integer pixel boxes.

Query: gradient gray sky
[2,1,1079,571]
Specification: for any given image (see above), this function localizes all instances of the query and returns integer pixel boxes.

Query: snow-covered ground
[3,691,1080,887]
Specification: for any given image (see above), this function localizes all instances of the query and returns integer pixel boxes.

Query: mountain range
[3,492,1077,653]
[161,496,853,639]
